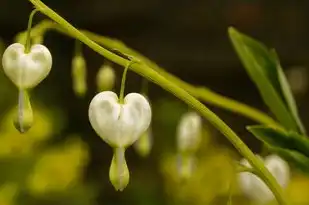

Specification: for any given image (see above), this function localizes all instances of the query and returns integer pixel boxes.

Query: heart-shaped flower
[2,43,52,89]
[88,91,152,148]
[238,154,290,204]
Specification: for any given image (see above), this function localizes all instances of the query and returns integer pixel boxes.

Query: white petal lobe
[89,91,152,147]
[2,43,52,89]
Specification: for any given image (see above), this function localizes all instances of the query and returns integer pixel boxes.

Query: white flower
[238,154,290,204]
[2,43,52,89]
[88,91,152,148]
[177,112,202,153]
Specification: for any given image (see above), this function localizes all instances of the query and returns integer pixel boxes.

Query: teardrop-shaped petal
[109,148,129,191]
[88,91,152,147]
[13,90,33,133]
[2,43,52,89]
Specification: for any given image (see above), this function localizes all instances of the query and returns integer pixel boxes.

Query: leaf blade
[229,27,299,132]
[247,125,309,158]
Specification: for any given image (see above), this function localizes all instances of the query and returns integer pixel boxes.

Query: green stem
[141,78,149,96]
[119,62,130,103]
[237,165,257,175]
[27,0,287,204]
[22,19,283,131]
[74,39,82,57]
[25,8,39,53]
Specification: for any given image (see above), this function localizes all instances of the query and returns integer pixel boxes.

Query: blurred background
[0,0,309,204]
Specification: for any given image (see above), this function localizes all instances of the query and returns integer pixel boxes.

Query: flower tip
[109,148,130,191]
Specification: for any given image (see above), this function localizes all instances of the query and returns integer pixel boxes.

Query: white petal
[265,154,290,188]
[89,91,151,147]
[238,155,290,203]
[2,43,52,89]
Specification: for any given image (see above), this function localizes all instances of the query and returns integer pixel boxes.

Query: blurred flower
[134,128,152,158]
[176,154,196,181]
[0,183,18,205]
[160,147,235,205]
[26,136,89,195]
[96,63,116,92]
[0,105,55,157]
[238,155,290,204]
[177,112,202,154]
[71,55,87,97]
[286,173,309,204]
[286,66,308,95]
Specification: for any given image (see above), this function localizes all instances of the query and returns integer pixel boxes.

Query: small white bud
[177,112,202,153]
[2,43,52,89]
[134,128,152,157]
[88,91,152,148]
[71,55,87,97]
[96,64,116,92]
[238,154,290,204]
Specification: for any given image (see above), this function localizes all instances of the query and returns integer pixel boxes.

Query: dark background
[1,0,309,204]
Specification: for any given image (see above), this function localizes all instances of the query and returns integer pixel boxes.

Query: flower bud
[71,55,87,97]
[238,154,290,203]
[109,148,129,191]
[177,112,202,153]
[134,128,152,157]
[96,64,116,92]
[13,90,33,133]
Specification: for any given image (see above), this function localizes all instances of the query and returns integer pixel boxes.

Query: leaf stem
[27,0,287,204]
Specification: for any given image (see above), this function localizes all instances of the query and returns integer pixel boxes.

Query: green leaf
[247,125,309,157]
[269,146,309,175]
[270,50,306,134]
[247,125,309,174]
[229,27,304,133]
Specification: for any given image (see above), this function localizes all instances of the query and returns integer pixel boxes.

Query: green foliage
[248,125,309,174]
[229,27,305,134]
